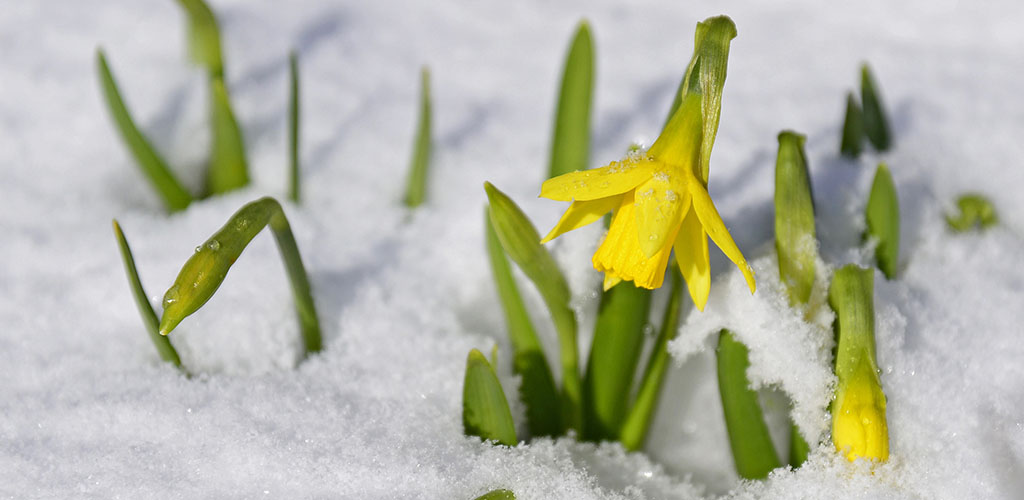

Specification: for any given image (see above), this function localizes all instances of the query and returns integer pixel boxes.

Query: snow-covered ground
[2,1,1023,498]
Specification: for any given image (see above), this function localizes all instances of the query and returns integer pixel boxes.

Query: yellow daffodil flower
[539,93,754,310]
[832,361,889,462]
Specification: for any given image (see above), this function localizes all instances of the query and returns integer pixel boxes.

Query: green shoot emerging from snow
[158,197,321,358]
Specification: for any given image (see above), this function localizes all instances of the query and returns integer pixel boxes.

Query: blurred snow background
[2,0,1023,498]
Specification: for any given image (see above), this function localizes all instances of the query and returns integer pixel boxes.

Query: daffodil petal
[540,157,658,202]
[685,172,756,294]
[673,208,710,311]
[633,169,690,258]
[541,195,622,244]
[647,93,702,173]
[592,193,676,289]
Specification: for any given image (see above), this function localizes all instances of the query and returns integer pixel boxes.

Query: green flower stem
[485,213,563,437]
[175,0,225,78]
[403,67,433,208]
[158,197,321,357]
[860,64,891,151]
[288,51,301,203]
[96,50,193,213]
[112,220,183,369]
[717,330,781,479]
[548,20,593,179]
[463,349,518,447]
[484,182,581,433]
[206,78,250,195]
[839,92,864,158]
[865,164,900,279]
[619,269,683,451]
[946,193,998,232]
[582,281,651,442]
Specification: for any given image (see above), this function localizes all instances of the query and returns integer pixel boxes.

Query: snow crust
[2,0,1024,498]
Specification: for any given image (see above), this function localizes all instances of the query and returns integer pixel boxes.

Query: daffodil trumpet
[159,197,322,357]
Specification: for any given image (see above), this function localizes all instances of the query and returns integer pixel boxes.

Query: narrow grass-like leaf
[474,489,516,500]
[717,330,781,479]
[112,220,183,369]
[828,265,889,462]
[485,213,563,437]
[774,131,816,305]
[175,0,225,78]
[403,67,432,208]
[463,349,518,446]
[548,20,594,179]
[484,182,581,432]
[288,51,301,203]
[158,197,321,357]
[582,281,651,442]
[96,50,193,213]
[946,193,998,232]
[206,79,250,195]
[773,131,816,466]
[865,164,900,279]
[619,270,683,451]
[860,64,891,151]
[839,92,863,158]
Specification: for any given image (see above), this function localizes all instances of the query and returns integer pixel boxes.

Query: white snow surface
[3,1,1024,498]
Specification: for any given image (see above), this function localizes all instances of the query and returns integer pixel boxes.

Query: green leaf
[717,330,781,480]
[484,182,581,432]
[473,489,516,500]
[619,270,683,451]
[206,78,250,195]
[175,0,225,78]
[463,349,518,446]
[112,220,183,369]
[582,281,651,442]
[548,20,594,179]
[485,213,563,437]
[946,193,998,232]
[860,64,891,151]
[158,197,321,357]
[789,422,809,467]
[774,131,817,306]
[403,67,433,208]
[96,50,193,212]
[839,92,863,158]
[288,51,301,203]
[865,163,900,279]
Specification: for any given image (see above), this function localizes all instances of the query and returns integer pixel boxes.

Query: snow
[3,0,1024,498]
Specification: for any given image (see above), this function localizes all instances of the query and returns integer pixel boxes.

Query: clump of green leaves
[99,0,316,212]
[840,63,892,157]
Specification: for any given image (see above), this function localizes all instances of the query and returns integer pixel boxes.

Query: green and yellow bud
[828,264,889,462]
